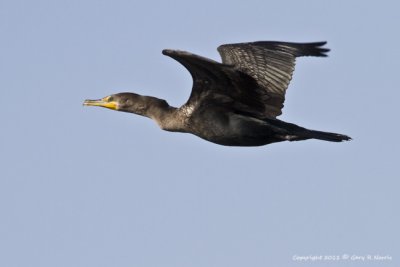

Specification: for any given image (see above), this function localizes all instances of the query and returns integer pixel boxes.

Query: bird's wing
[217,41,329,117]
[162,49,267,116]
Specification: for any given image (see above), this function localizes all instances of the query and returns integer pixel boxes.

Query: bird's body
[84,41,351,146]
[187,108,284,146]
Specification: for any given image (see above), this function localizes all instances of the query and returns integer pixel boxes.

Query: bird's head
[83,92,147,114]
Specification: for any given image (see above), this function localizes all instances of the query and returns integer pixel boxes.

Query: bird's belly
[190,114,282,146]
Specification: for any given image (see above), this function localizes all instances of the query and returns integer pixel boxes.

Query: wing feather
[162,41,329,119]
[162,49,266,116]
[218,41,329,117]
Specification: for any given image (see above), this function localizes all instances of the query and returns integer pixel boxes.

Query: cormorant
[84,41,351,146]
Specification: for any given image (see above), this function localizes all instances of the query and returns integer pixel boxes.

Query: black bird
[84,41,351,146]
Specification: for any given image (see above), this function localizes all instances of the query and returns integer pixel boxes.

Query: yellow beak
[83,98,118,110]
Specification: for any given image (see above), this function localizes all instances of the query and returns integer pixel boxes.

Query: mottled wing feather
[218,41,329,117]
[162,49,266,115]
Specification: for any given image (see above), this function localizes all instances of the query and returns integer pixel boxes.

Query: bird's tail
[299,129,352,142]
[265,118,351,143]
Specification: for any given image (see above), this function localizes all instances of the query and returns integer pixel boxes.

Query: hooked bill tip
[83,99,100,106]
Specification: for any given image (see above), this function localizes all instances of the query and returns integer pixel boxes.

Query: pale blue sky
[1,0,399,266]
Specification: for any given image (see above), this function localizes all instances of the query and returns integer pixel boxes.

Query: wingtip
[311,41,330,57]
[162,49,193,57]
[162,49,173,56]
[315,41,327,46]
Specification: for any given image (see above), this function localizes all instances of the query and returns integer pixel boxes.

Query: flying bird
[84,41,351,146]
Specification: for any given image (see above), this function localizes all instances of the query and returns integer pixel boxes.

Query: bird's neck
[136,96,186,132]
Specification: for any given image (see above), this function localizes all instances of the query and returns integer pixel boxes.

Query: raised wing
[217,41,329,117]
[162,49,267,116]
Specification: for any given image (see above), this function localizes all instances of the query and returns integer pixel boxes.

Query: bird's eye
[107,96,114,102]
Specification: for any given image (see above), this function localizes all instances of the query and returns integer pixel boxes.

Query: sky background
[1,0,399,266]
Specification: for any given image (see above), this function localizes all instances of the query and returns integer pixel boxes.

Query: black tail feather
[304,129,352,142]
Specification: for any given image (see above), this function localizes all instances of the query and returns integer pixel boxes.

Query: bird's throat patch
[101,101,118,110]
